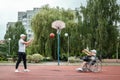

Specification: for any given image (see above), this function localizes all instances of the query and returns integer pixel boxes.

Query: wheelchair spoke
[89,59,102,72]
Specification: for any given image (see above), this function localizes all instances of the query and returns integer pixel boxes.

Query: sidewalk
[0,61,120,66]
[102,59,120,62]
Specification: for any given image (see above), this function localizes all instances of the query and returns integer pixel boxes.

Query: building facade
[18,8,41,39]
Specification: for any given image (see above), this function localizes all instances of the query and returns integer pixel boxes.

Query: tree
[80,0,120,58]
[4,21,26,58]
[0,43,8,60]
[31,5,77,59]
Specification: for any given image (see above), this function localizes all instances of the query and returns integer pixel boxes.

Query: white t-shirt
[18,39,26,52]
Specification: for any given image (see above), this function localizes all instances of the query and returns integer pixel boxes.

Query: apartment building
[18,8,41,39]
[6,8,40,40]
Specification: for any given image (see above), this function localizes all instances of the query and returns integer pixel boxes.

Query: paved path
[0,63,120,80]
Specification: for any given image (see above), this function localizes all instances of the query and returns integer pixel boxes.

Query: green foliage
[31,5,76,59]
[4,21,26,58]
[43,57,53,61]
[68,56,80,63]
[60,53,68,61]
[0,44,8,57]
[27,54,53,63]
[80,0,120,58]
[29,2,120,59]
[0,52,7,61]
[26,45,34,55]
[27,55,33,63]
[3,1,119,61]
[68,57,75,63]
[32,53,44,63]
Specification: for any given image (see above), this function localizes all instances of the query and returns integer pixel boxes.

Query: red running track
[0,65,120,80]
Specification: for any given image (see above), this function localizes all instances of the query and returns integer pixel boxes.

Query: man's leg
[16,53,22,69]
[15,53,22,72]
[22,53,30,72]
[22,53,27,69]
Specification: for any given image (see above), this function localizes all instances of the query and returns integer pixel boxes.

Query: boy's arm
[82,49,92,55]
[82,49,89,55]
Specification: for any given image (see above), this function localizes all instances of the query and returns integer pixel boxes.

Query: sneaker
[15,69,20,72]
[76,68,83,71]
[24,69,30,72]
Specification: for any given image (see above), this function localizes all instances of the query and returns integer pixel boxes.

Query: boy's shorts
[82,56,92,62]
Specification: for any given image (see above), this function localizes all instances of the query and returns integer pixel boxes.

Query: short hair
[20,34,26,37]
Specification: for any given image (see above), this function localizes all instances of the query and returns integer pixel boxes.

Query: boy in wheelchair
[76,49,97,71]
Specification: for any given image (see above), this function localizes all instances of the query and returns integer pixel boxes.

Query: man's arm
[22,38,33,45]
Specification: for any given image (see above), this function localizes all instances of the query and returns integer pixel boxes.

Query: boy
[76,49,97,71]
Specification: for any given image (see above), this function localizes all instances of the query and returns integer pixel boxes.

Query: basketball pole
[57,30,60,66]
[51,20,65,66]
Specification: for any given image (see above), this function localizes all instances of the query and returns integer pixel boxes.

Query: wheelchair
[82,56,102,72]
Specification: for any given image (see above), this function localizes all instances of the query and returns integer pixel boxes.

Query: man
[76,49,97,71]
[15,34,33,72]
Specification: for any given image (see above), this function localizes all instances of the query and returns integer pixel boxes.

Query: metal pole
[116,42,119,62]
[57,32,60,66]
[8,38,11,57]
[9,40,10,56]
[68,36,69,63]
[116,37,119,62]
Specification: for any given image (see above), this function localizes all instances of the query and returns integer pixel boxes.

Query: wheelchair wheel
[89,59,102,72]
[82,62,90,72]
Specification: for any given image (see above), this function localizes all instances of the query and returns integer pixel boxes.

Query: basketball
[50,33,55,38]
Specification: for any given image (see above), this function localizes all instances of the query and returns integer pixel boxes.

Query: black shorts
[82,56,92,62]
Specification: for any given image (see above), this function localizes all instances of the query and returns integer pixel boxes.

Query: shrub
[32,53,44,63]
[27,55,33,63]
[68,56,80,63]
[43,57,53,61]
[0,52,7,61]
[60,53,68,61]
[11,53,17,62]
[68,56,76,63]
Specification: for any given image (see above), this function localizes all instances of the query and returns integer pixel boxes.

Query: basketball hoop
[52,20,65,34]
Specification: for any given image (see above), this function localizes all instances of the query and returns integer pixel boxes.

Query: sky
[0,0,86,40]
[0,0,119,40]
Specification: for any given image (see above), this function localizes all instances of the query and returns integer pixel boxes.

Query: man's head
[20,34,26,39]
